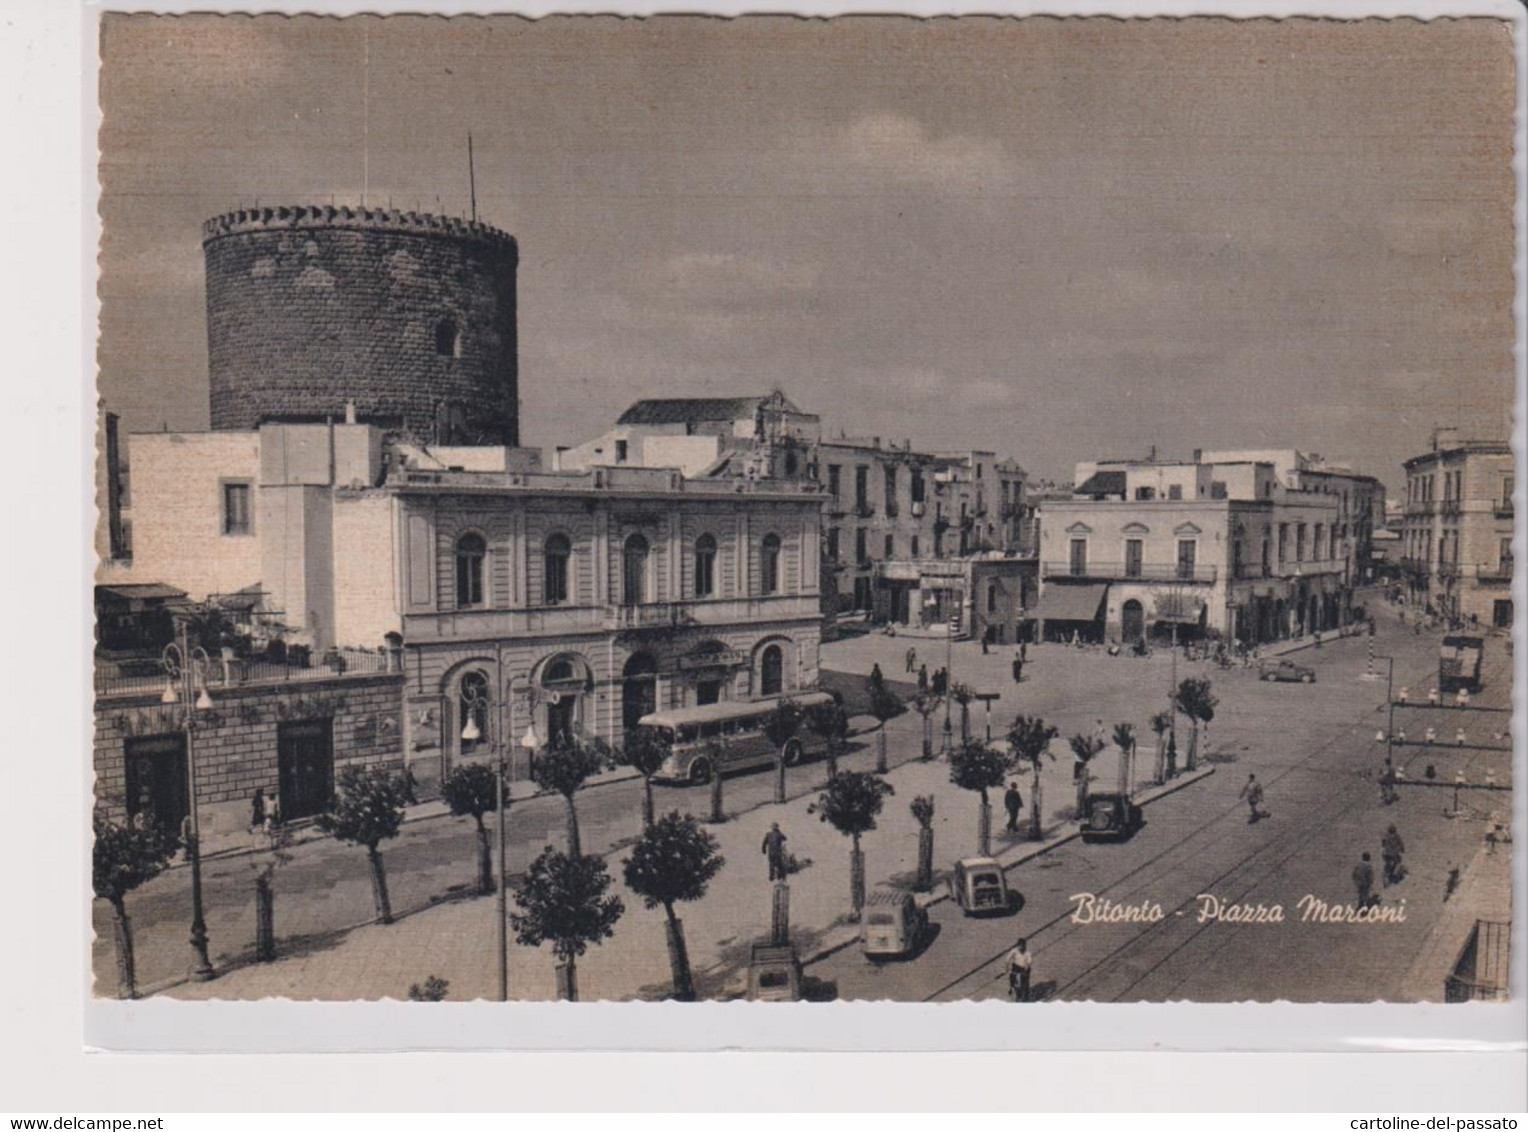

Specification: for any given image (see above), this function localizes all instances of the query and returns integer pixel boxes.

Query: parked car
[860,889,929,960]
[947,856,1014,916]
[1259,659,1316,684]
[1080,790,1144,842]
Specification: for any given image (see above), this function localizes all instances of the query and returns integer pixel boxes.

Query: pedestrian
[905,646,917,674]
[1382,825,1406,886]
[762,822,789,882]
[263,793,282,836]
[981,635,990,655]
[1003,781,1023,832]
[1012,653,1023,685]
[250,786,267,832]
[917,663,929,693]
[1379,757,1398,805]
[1020,641,1028,664]
[1005,937,1034,1002]
[1239,773,1265,822]
[1353,852,1376,908]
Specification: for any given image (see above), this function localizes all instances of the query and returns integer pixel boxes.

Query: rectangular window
[1505,477,1515,508]
[884,534,895,558]
[222,482,251,535]
[911,535,920,557]
[615,439,629,463]
[827,464,841,498]
[1278,524,1288,562]
[827,528,840,562]
[1501,537,1513,569]
[1167,484,1183,501]
[1295,524,1306,562]
[911,470,926,504]
[855,528,868,565]
[855,466,869,510]
[1069,538,1088,576]
[1177,540,1197,579]
[1124,539,1143,578]
[1135,486,1156,501]
[884,467,897,510]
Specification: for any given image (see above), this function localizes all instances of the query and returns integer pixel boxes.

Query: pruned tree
[1149,709,1174,783]
[812,771,895,918]
[530,735,611,855]
[912,693,940,761]
[1112,722,1137,795]
[1068,733,1107,815]
[317,765,409,924]
[617,725,671,829]
[440,762,502,895]
[762,698,804,804]
[511,847,625,1002]
[948,738,1010,855]
[93,814,177,999]
[1007,715,1059,841]
[621,812,726,1001]
[1175,677,1218,772]
[910,794,936,892]
[805,700,851,781]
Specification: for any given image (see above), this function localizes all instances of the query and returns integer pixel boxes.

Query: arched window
[760,533,782,595]
[622,534,649,606]
[543,534,571,606]
[435,318,460,358]
[694,534,717,598]
[455,532,486,608]
[760,644,784,697]
[459,670,489,756]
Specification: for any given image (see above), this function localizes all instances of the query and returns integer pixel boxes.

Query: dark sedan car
[1259,659,1316,684]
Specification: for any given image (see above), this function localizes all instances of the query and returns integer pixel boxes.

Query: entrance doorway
[124,734,188,836]
[695,679,723,706]
[1494,600,1513,629]
[278,719,334,821]
[1121,599,1145,644]
[622,653,658,733]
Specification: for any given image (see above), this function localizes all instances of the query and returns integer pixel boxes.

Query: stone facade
[94,671,405,837]
[203,207,519,446]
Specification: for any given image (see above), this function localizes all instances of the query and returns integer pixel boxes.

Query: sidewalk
[1398,839,1513,1002]
[164,718,1209,1002]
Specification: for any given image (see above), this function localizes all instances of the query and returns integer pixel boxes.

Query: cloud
[841,114,1027,198]
[650,252,820,307]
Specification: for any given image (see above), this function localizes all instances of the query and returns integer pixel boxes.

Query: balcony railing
[95,645,395,699]
[403,594,821,642]
[1040,561,1218,584]
[854,501,876,519]
[1495,500,1514,519]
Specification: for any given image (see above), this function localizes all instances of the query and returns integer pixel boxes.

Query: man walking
[1382,825,1406,886]
[1353,852,1376,908]
[761,822,789,882]
[905,646,917,674]
[1005,937,1034,1002]
[1239,773,1265,822]
[1003,781,1024,832]
[1012,652,1024,685]
[917,663,928,693]
[1379,757,1398,805]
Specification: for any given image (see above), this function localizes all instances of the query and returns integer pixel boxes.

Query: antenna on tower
[468,132,478,223]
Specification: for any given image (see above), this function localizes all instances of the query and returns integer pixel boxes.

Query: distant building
[1400,429,1514,629]
[564,391,1030,623]
[1035,454,1351,645]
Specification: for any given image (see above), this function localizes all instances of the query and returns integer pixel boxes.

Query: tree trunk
[774,751,786,804]
[921,717,933,761]
[1187,724,1199,772]
[255,876,276,962]
[367,844,393,925]
[1076,766,1090,817]
[709,771,725,823]
[110,898,136,1000]
[849,836,865,919]
[916,825,934,892]
[960,703,971,743]
[1029,767,1044,841]
[475,818,493,895]
[563,794,582,857]
[977,797,992,856]
[557,956,578,1002]
[826,743,839,781]
[1155,738,1166,785]
[664,906,695,1002]
[876,726,888,774]
[642,777,655,830]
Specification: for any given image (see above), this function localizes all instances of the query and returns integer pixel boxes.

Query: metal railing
[95,645,395,698]
[1040,561,1218,583]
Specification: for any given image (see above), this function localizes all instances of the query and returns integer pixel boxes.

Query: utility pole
[468,133,478,223]
[493,642,508,1003]
[163,616,215,981]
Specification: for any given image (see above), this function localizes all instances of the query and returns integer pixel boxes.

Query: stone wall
[203,207,518,446]
[94,672,405,836]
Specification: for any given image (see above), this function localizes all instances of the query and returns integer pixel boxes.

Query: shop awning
[95,583,187,603]
[1029,583,1108,623]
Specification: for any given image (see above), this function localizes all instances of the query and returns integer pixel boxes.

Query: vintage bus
[643,691,837,785]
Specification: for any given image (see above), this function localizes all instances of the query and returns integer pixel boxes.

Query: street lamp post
[161,617,215,982]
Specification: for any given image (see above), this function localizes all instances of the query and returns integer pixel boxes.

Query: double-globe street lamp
[458,647,540,1003]
[159,616,216,982]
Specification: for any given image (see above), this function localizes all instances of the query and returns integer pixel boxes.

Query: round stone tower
[202,205,518,445]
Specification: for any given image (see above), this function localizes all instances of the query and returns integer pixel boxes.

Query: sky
[97,14,1518,490]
